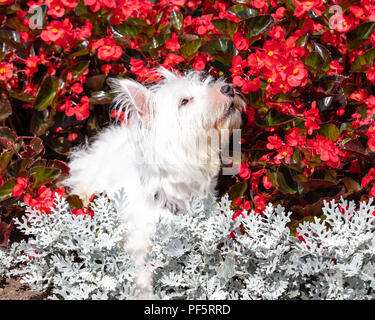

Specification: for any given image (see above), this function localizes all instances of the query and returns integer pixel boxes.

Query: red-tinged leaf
[242,15,273,38]
[291,187,345,217]
[319,124,340,142]
[0,127,16,149]
[341,177,362,195]
[0,93,12,121]
[0,220,14,247]
[170,9,184,32]
[34,75,59,111]
[227,181,248,201]
[29,166,61,188]
[212,19,238,37]
[347,22,375,51]
[228,5,258,18]
[0,178,17,200]
[293,174,338,191]
[351,48,375,72]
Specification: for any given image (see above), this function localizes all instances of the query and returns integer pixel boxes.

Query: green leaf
[255,108,294,127]
[212,19,238,37]
[276,168,298,195]
[170,10,184,32]
[30,110,53,136]
[86,74,107,91]
[304,51,324,73]
[113,22,142,38]
[61,60,90,83]
[0,178,17,199]
[9,91,34,103]
[293,174,338,191]
[34,75,59,111]
[227,181,248,201]
[243,15,273,38]
[180,39,202,61]
[0,126,16,149]
[0,94,12,121]
[319,124,340,142]
[350,48,375,72]
[30,166,61,188]
[199,39,234,65]
[347,22,375,51]
[227,5,258,18]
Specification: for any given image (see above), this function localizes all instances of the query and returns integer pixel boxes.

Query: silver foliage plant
[147,195,375,300]
[4,189,139,300]
[1,190,375,300]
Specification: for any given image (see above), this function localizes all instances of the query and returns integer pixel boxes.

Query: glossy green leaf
[180,39,202,60]
[347,22,375,50]
[228,5,258,18]
[34,76,59,111]
[0,178,17,199]
[212,19,238,37]
[319,124,340,142]
[0,94,12,121]
[255,108,294,127]
[351,48,375,72]
[61,60,90,83]
[243,15,273,38]
[227,181,248,201]
[30,166,61,188]
[170,10,183,32]
[199,39,234,65]
[276,168,298,195]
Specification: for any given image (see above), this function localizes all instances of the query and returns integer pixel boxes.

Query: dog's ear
[108,78,154,124]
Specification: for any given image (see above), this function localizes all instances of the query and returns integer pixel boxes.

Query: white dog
[63,68,242,299]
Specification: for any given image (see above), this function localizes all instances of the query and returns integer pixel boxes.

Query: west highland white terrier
[63,68,243,299]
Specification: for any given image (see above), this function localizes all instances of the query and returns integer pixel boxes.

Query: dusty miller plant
[1,190,375,300]
[147,195,375,300]
[5,189,139,300]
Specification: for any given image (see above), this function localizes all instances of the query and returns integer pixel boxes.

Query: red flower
[306,136,344,168]
[94,38,123,62]
[192,54,207,71]
[266,134,283,150]
[72,207,94,218]
[285,128,306,147]
[304,101,321,135]
[12,177,29,197]
[165,33,180,52]
[233,32,249,51]
[286,62,308,87]
[163,53,184,67]
[241,77,261,93]
[0,62,14,81]
[47,1,66,18]
[0,176,4,189]
[294,0,325,18]
[238,163,251,180]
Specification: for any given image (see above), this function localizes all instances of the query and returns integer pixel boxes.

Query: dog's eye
[180,98,190,107]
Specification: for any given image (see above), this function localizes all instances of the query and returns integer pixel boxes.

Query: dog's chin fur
[63,68,242,299]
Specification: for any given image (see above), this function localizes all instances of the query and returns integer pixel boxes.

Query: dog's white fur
[63,68,241,299]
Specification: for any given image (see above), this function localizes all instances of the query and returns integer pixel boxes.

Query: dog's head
[110,68,242,145]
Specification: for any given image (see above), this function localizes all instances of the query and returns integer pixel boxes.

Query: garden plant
[0,0,375,299]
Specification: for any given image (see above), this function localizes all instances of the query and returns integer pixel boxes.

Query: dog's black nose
[220,85,234,97]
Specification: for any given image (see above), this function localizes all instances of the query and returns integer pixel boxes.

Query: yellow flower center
[105,45,111,49]
[267,78,272,83]
[343,21,347,26]
[306,1,311,5]
[268,51,274,56]
[0,68,6,74]
[55,5,60,10]
[282,151,287,156]
[282,66,287,70]
[356,93,361,99]
[52,28,58,33]
[293,68,299,74]
[279,84,284,88]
